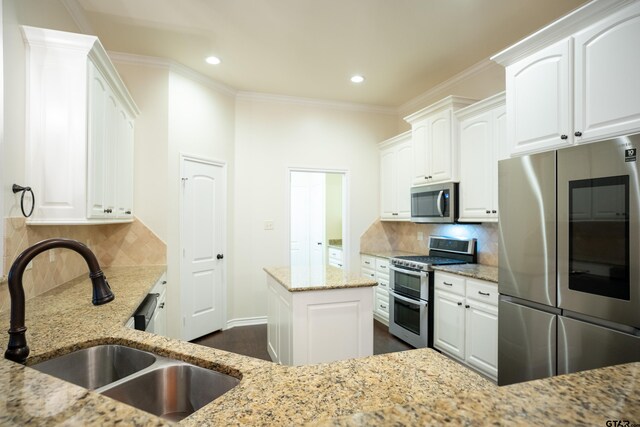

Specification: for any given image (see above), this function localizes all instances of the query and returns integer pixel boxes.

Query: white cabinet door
[411,120,429,185]
[574,2,640,143]
[380,145,397,218]
[459,111,493,221]
[433,289,465,360]
[396,141,413,218]
[116,110,135,219]
[465,300,498,380]
[429,109,454,182]
[506,38,572,156]
[87,63,109,219]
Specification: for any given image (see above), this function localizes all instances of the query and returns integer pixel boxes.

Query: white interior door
[290,172,326,271]
[181,157,225,341]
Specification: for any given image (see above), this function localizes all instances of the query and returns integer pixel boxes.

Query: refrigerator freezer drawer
[498,299,557,386]
[558,316,640,375]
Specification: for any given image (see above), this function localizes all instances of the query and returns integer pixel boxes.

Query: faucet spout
[4,238,114,364]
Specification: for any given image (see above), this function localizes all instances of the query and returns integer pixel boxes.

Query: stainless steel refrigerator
[498,135,640,386]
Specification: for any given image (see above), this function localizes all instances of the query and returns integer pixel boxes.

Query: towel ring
[12,184,35,218]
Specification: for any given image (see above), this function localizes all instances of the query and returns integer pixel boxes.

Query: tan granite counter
[359,250,420,259]
[0,264,638,426]
[432,263,499,283]
[264,265,376,291]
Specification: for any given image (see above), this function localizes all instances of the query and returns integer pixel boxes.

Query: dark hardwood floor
[191,319,412,361]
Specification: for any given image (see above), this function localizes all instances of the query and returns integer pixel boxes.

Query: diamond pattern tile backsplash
[0,217,166,314]
[361,220,499,266]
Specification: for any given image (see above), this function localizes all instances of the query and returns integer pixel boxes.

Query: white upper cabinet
[22,26,138,225]
[573,2,640,142]
[493,1,640,157]
[379,131,412,220]
[404,96,477,186]
[506,39,572,156]
[457,93,506,222]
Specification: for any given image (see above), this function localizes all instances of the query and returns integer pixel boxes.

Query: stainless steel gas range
[389,236,476,348]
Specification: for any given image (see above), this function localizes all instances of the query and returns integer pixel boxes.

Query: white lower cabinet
[328,247,343,269]
[361,255,390,324]
[434,271,498,381]
[149,274,167,337]
[266,275,373,366]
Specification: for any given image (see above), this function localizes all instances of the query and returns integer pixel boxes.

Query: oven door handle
[389,290,428,307]
[389,265,427,277]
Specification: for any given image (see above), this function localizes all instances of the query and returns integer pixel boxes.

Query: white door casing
[180,156,226,341]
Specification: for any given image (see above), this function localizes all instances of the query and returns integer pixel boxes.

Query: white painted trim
[225,316,267,330]
[237,91,397,115]
[109,51,237,97]
[60,0,95,35]
[398,59,495,117]
[454,92,506,121]
[491,0,635,66]
[0,1,4,277]
[378,130,412,150]
[179,154,228,339]
[286,167,350,272]
[403,95,478,124]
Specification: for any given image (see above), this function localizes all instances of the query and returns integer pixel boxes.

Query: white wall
[167,70,235,338]
[232,96,398,321]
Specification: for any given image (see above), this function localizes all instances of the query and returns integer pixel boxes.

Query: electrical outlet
[49,249,56,262]
[264,220,274,231]
[417,232,424,241]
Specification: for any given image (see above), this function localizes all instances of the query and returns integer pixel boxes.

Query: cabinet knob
[125,210,132,214]
[457,302,462,306]
[560,134,568,140]
[574,131,582,137]
[428,175,432,179]
[217,254,224,259]
[392,213,398,216]
[159,302,165,309]
[162,281,167,285]
[424,176,428,180]
[465,304,470,309]
[492,210,497,214]
[485,210,491,214]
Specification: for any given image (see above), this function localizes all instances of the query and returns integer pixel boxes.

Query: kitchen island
[0,266,638,426]
[264,265,377,365]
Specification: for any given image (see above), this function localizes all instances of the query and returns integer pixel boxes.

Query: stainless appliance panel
[410,182,458,223]
[389,265,429,301]
[558,316,640,375]
[389,290,429,348]
[498,299,557,386]
[498,151,557,306]
[557,135,640,328]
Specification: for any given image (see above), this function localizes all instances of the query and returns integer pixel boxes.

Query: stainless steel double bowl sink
[31,345,240,422]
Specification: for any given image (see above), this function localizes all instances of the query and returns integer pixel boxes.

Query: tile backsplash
[361,220,499,266]
[0,217,166,313]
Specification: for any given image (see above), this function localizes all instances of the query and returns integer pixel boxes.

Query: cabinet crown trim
[455,92,505,120]
[491,0,635,66]
[22,25,139,117]
[403,95,478,124]
[378,130,411,149]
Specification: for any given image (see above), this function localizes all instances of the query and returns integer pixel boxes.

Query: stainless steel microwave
[410,182,458,223]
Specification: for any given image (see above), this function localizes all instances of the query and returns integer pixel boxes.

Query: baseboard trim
[225,316,267,330]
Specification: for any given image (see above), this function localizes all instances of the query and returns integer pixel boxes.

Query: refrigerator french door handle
[436,190,444,217]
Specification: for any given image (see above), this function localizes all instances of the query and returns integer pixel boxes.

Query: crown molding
[455,91,505,120]
[60,0,95,35]
[378,130,412,149]
[108,51,237,97]
[236,91,397,115]
[398,59,496,117]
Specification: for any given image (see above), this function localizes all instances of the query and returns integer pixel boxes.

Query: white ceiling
[73,0,588,107]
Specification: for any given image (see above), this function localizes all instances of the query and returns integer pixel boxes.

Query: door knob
[217,254,224,260]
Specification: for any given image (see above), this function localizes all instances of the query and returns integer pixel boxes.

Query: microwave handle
[436,190,444,217]
[389,265,428,278]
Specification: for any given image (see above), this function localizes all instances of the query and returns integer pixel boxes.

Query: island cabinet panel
[266,274,373,366]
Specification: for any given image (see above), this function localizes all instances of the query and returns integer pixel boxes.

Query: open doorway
[289,169,347,274]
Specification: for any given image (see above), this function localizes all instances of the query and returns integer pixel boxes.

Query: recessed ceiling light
[205,56,221,65]
[350,75,365,84]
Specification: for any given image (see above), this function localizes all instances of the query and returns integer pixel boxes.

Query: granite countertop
[0,265,638,425]
[264,265,377,292]
[432,263,499,283]
[359,250,420,259]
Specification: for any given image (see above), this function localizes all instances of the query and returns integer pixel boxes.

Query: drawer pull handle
[443,282,453,286]
[365,261,371,265]
[478,291,490,296]
[381,265,386,269]
[381,305,387,309]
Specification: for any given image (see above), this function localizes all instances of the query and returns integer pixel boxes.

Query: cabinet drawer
[377,276,389,291]
[329,247,343,261]
[329,259,343,269]
[375,258,390,274]
[361,255,375,269]
[361,268,376,280]
[466,279,498,306]
[434,272,465,296]
[376,292,390,315]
